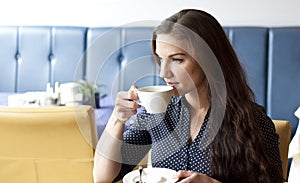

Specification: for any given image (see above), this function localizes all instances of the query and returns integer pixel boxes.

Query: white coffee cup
[137,85,174,114]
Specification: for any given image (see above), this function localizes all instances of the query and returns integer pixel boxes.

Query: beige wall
[1,0,300,26]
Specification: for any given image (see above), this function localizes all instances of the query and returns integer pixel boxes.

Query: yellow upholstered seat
[0,105,97,183]
[273,120,291,181]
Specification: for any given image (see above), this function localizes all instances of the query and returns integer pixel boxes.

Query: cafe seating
[1,26,300,179]
[273,120,292,181]
[0,105,97,183]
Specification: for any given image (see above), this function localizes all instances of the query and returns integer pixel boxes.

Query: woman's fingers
[177,170,193,176]
[176,170,220,183]
[115,92,140,109]
[128,85,139,101]
[176,170,194,182]
[113,86,141,122]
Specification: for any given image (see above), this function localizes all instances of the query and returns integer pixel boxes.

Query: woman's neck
[185,88,210,113]
[185,88,210,143]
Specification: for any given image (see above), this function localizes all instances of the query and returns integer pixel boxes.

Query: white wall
[1,0,300,27]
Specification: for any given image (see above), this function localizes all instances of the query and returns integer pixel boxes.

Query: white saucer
[123,167,178,183]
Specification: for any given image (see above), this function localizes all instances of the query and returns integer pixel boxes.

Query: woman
[93,9,283,183]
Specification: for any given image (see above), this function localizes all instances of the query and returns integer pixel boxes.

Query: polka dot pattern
[121,96,212,175]
[120,97,281,180]
[254,106,282,179]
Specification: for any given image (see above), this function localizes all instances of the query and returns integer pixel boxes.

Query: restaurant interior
[0,0,299,182]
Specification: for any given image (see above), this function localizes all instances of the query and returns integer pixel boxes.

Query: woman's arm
[93,114,126,183]
[93,87,140,182]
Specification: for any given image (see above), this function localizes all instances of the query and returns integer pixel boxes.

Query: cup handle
[132,89,142,106]
[136,101,143,106]
[129,99,142,106]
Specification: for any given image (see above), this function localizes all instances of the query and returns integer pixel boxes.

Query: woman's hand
[177,170,221,183]
[112,85,141,123]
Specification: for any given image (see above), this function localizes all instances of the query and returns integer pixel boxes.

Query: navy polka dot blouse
[116,96,282,181]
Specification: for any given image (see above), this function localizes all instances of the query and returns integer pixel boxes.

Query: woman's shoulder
[252,102,268,119]
[252,103,278,137]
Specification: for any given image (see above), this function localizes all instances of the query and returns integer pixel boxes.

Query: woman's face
[155,34,206,96]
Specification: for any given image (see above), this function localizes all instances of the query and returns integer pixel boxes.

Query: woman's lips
[167,82,179,87]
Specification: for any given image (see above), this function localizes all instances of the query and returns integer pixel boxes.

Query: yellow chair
[0,105,97,183]
[273,120,291,181]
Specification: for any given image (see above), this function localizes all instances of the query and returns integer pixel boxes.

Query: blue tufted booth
[0,26,299,141]
[0,26,87,92]
[87,26,300,139]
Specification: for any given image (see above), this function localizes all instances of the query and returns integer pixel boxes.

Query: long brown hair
[152,9,282,183]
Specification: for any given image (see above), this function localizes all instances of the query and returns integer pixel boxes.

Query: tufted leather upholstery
[86,27,123,96]
[0,25,299,144]
[225,27,269,107]
[268,27,300,137]
[0,27,18,92]
[0,26,87,93]
[49,27,87,85]
[86,27,162,97]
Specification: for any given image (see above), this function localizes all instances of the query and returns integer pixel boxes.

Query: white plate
[123,167,178,183]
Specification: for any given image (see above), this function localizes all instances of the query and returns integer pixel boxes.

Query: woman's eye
[172,58,183,62]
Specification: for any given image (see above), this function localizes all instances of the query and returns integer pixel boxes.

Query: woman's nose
[159,62,172,78]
